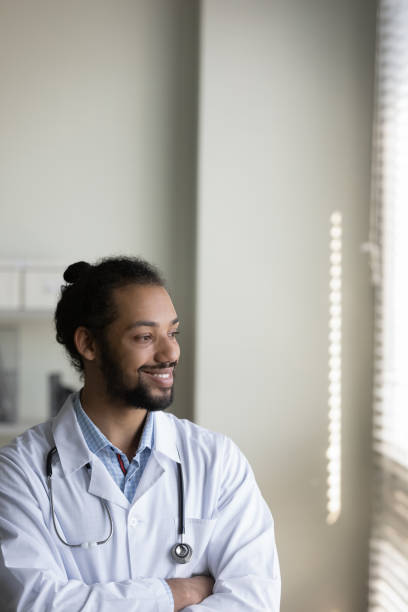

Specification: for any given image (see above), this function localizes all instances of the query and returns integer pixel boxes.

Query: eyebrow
[126,317,179,331]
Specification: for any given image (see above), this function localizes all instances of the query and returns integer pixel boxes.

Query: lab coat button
[129,517,138,527]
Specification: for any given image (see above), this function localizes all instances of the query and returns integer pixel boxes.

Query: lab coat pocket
[172,517,217,577]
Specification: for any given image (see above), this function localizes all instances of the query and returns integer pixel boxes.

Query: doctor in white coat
[0,256,280,611]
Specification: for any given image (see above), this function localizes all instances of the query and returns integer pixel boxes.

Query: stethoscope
[46,446,193,564]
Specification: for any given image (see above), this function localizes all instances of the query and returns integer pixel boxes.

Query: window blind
[368,1,408,610]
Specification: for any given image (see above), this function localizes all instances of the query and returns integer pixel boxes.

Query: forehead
[110,284,177,327]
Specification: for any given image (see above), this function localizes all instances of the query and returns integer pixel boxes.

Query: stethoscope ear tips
[170,542,193,564]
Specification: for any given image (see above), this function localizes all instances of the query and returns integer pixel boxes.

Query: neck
[79,384,148,461]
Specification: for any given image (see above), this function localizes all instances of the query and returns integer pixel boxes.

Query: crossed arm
[166,577,215,610]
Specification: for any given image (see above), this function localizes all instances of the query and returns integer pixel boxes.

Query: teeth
[151,373,170,379]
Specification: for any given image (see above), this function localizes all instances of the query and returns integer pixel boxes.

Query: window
[368,1,408,609]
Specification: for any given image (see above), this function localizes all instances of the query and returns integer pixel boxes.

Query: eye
[134,334,152,343]
[169,330,180,339]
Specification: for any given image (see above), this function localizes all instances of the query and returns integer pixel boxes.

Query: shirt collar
[73,392,154,457]
[52,393,177,477]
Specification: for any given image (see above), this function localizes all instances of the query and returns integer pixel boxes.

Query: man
[0,256,280,611]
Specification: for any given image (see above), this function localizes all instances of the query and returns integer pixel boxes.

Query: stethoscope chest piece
[171,542,193,564]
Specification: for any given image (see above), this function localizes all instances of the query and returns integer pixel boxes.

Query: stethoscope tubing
[47,447,113,548]
[176,462,185,536]
[46,446,192,561]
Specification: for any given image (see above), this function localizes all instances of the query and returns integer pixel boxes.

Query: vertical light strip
[327,211,343,525]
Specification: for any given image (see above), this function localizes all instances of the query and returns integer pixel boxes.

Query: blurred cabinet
[0,261,79,443]
[0,261,63,312]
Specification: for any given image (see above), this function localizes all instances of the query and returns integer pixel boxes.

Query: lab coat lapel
[132,451,164,504]
[87,411,180,508]
[53,395,129,509]
[87,455,129,510]
[132,411,179,504]
[53,398,180,510]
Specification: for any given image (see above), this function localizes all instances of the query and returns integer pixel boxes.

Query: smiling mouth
[145,371,171,380]
[139,367,174,388]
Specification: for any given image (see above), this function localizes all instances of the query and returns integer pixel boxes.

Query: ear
[74,326,97,363]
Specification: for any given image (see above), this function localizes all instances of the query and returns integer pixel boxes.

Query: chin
[123,387,174,412]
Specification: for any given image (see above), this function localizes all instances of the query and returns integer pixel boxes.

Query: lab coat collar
[52,394,93,477]
[52,396,130,509]
[52,395,180,478]
[152,410,180,464]
[51,396,180,510]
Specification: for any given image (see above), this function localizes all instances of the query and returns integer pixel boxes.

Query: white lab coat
[0,395,280,611]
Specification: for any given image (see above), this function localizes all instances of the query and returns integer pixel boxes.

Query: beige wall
[0,0,198,425]
[195,1,376,610]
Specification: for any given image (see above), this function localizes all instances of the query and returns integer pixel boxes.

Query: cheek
[122,345,151,372]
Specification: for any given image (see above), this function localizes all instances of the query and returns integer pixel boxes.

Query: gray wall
[195,1,376,610]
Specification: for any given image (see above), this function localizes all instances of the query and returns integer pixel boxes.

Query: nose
[154,333,180,365]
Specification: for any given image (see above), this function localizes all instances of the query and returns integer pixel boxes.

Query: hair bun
[63,261,91,284]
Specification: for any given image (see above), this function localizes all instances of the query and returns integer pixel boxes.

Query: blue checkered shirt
[73,393,154,504]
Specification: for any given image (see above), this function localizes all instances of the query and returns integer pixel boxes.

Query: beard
[98,335,176,412]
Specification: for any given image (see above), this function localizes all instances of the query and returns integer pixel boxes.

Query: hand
[166,575,215,611]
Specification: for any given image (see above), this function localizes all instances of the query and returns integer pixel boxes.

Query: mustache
[138,361,178,372]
